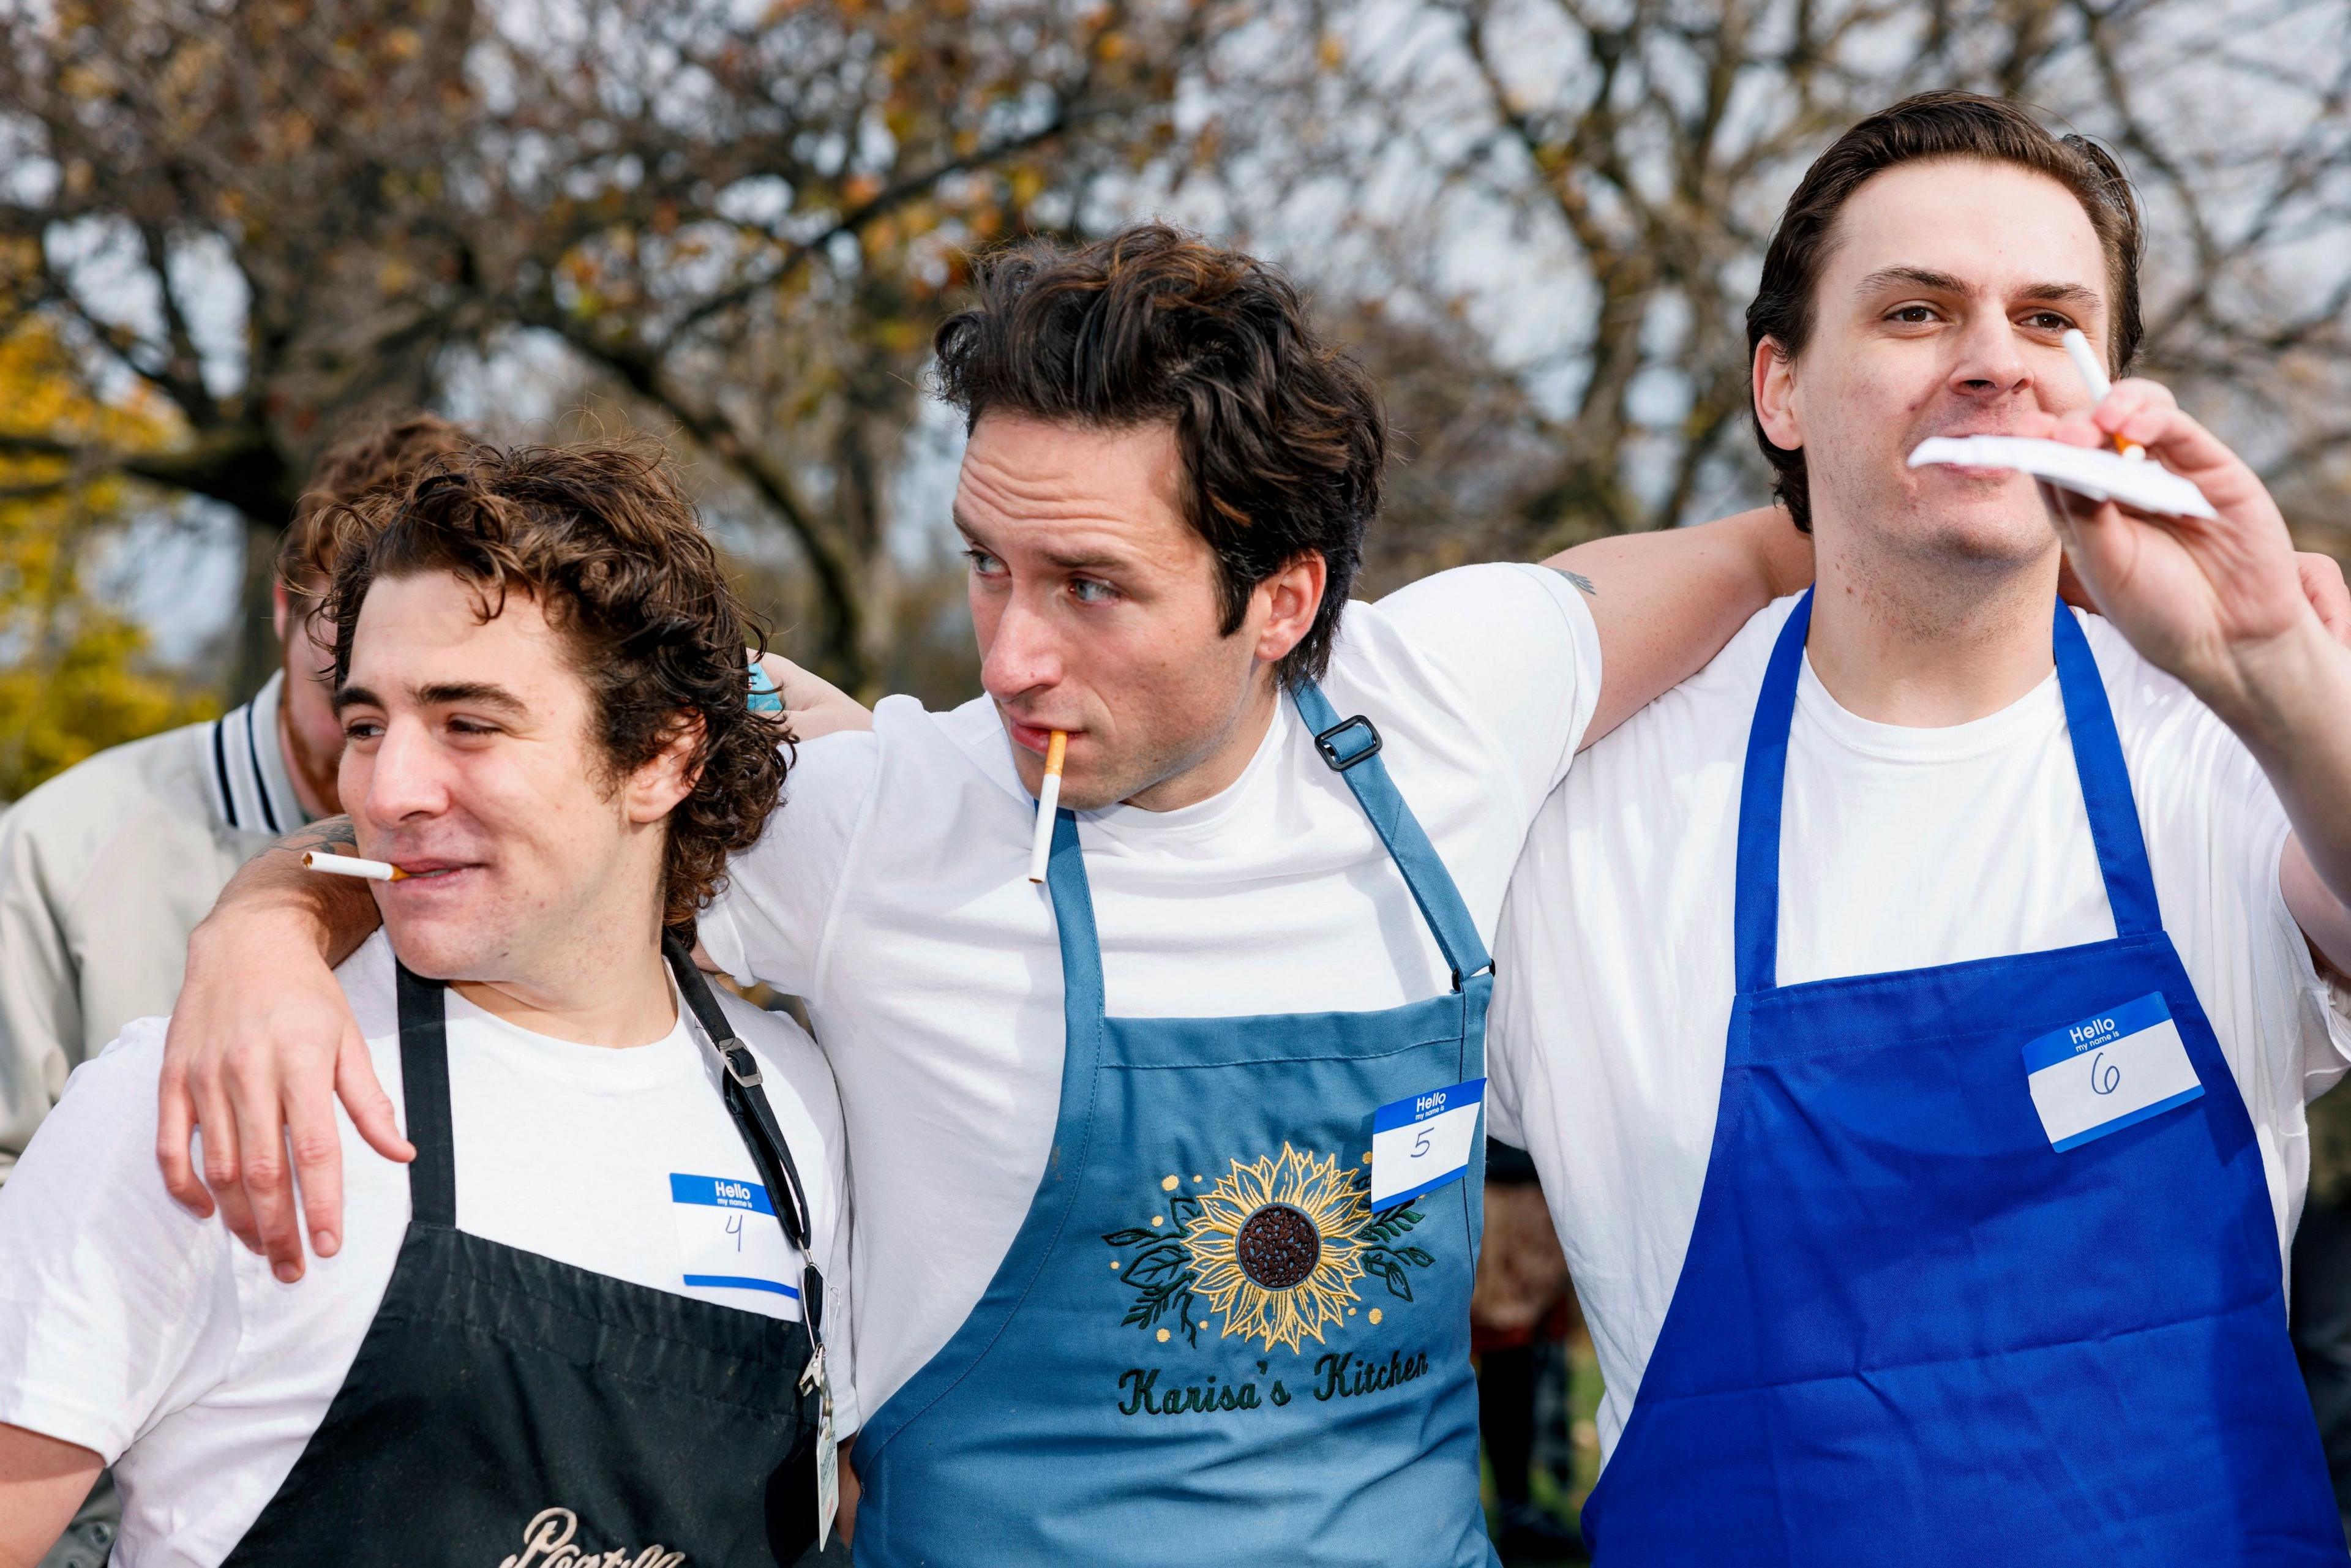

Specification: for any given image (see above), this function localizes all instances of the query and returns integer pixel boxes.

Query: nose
[1948,307,2030,400]
[355,717,451,829]
[980,586,1067,705]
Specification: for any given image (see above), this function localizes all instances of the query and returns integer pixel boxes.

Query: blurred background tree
[0,0,2346,800]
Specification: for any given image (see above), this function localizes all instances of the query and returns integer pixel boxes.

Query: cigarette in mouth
[2061,329,2145,462]
[301,850,409,882]
[1026,730,1068,885]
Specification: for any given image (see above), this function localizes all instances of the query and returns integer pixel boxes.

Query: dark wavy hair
[1748,92,2145,532]
[320,442,789,934]
[932,223,1385,684]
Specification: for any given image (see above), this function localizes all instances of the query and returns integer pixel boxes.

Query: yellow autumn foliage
[0,319,216,803]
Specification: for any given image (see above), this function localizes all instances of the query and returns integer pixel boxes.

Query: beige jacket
[0,673,309,1180]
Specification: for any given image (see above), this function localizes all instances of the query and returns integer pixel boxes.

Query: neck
[1805,531,2061,727]
[448,913,679,1050]
[1122,669,1281,812]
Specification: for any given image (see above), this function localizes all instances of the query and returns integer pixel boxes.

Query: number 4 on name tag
[2022,993,2203,1153]
[1370,1079,1485,1209]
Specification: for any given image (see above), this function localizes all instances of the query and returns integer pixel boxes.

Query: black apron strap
[392,961,459,1228]
[661,931,827,1348]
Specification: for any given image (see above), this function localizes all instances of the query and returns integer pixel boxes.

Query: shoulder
[720,993,842,1138]
[1,721,222,877]
[1323,565,1601,793]
[2074,611,2219,736]
[1586,595,1798,745]
[1349,563,1592,669]
[48,1016,174,1139]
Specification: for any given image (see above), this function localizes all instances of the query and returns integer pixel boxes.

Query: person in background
[1472,1139,1583,1564]
[2293,1092,2351,1542]
[0,410,472,1568]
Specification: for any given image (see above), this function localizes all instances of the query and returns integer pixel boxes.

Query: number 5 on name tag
[1370,1079,1485,1208]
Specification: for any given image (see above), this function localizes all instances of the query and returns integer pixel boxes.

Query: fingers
[284,1031,367,1262]
[189,1047,265,1251]
[2086,377,2180,448]
[154,1052,212,1220]
[223,1046,307,1282]
[2300,551,2351,645]
[337,1024,413,1166]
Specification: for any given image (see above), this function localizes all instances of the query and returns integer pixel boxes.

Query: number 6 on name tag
[2022,993,2203,1153]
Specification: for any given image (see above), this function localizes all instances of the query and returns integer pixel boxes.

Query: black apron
[222,937,830,1566]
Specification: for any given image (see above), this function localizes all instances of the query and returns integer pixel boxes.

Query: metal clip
[719,1043,763,1088]
[800,1343,827,1396]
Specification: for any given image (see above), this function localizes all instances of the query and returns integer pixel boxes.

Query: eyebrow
[332,680,530,715]
[951,510,1133,574]
[1858,265,2101,309]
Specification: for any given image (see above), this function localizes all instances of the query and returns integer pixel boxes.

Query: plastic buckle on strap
[1314,715,1382,772]
[719,1043,763,1089]
[1450,959,1496,994]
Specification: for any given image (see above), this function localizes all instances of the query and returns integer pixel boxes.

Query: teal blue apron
[850,683,1497,1565]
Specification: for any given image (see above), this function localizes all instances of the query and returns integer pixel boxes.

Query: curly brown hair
[278,413,478,605]
[320,442,790,934]
[932,223,1385,685]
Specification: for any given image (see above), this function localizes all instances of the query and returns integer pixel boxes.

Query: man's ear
[624,713,704,825]
[1250,552,1328,667]
[1753,337,1803,452]
[272,580,291,645]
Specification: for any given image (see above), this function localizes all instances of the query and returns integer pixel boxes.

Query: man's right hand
[157,826,403,1283]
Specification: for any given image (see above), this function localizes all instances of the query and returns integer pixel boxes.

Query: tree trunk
[232,514,285,704]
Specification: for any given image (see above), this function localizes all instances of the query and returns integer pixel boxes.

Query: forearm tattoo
[276,816,358,857]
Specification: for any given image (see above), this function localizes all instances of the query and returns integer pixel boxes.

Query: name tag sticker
[1370,1078,1485,1208]
[670,1172,801,1317]
[2021,993,2202,1152]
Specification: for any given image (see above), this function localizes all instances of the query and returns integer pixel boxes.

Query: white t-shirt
[0,932,855,1568]
[1488,596,2351,1466]
[699,562,1601,1420]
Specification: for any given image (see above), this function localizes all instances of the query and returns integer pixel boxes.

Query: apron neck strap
[393,961,459,1229]
[1288,680,1493,990]
[391,943,828,1348]
[1733,591,2163,994]
[661,931,827,1347]
[2050,603,2165,939]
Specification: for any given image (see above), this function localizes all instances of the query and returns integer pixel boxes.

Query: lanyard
[661,931,827,1361]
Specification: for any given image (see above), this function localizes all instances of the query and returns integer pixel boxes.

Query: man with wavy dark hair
[0,445,855,1566]
[1490,91,2351,1562]
[143,222,1820,1565]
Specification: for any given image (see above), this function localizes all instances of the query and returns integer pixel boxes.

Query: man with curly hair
[0,445,855,1566]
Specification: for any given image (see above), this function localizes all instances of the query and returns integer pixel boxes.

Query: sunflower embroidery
[1103,1144,1436,1352]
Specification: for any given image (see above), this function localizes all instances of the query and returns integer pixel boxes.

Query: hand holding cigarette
[1027,730,1068,885]
[2061,329,2143,461]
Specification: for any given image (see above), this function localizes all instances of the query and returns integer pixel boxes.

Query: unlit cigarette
[2062,328,2144,461]
[1026,730,1068,885]
[302,850,408,882]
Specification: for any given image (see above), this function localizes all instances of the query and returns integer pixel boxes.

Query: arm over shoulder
[1370,563,1602,817]
[698,732,881,999]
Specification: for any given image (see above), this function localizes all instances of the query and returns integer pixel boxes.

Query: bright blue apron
[1581,591,2344,1564]
[851,683,1497,1566]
